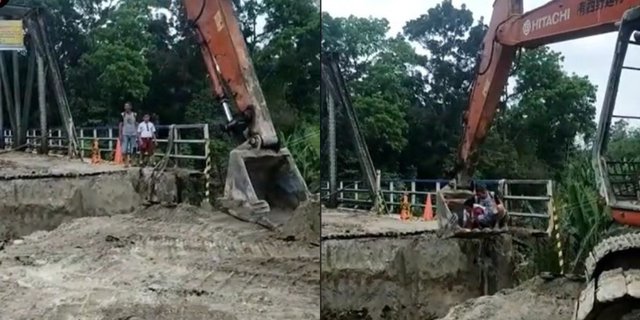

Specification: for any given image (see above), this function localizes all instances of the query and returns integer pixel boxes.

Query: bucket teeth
[250,200,270,215]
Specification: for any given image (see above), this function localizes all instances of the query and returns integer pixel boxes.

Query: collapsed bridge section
[321,209,516,319]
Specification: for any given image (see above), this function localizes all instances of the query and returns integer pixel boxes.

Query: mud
[321,232,515,319]
[280,201,321,244]
[439,276,583,320]
[0,204,319,320]
[0,153,320,320]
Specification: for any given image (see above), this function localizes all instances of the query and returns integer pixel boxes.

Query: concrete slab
[322,208,439,238]
[0,152,126,178]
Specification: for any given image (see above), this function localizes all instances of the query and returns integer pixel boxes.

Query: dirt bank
[280,201,321,244]
[0,204,320,320]
[0,171,140,239]
[321,233,515,319]
[439,276,583,320]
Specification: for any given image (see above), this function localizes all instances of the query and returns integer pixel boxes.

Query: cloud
[322,0,640,126]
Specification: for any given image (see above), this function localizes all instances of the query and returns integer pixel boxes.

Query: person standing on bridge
[137,113,157,166]
[119,102,137,167]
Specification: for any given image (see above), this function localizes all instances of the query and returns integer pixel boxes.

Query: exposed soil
[321,231,514,319]
[0,204,320,320]
[438,276,583,320]
[320,210,582,320]
[0,153,320,320]
[280,201,321,244]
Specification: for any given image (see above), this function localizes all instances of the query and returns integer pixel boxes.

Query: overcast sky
[322,0,640,126]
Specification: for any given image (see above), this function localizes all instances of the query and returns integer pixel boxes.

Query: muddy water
[321,234,515,320]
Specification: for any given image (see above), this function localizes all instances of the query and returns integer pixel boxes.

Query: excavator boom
[182,0,310,229]
[460,1,640,319]
[458,0,640,180]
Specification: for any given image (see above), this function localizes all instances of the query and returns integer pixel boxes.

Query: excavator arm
[183,0,278,149]
[458,0,640,181]
[180,0,310,229]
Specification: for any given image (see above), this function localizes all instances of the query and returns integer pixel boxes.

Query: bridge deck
[321,208,548,240]
[322,208,439,240]
[0,152,126,179]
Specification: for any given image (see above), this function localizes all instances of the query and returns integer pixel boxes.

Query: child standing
[137,114,157,166]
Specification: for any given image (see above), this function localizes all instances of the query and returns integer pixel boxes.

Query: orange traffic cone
[399,194,411,221]
[423,194,434,221]
[91,139,101,164]
[113,139,123,164]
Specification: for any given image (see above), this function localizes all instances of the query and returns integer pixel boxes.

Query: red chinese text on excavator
[460,0,640,319]
[181,0,310,229]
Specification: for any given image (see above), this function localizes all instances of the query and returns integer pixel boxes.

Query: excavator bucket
[436,188,548,239]
[220,146,310,230]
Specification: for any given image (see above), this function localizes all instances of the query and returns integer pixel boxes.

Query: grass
[281,124,321,193]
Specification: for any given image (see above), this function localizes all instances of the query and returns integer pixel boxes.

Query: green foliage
[322,14,418,174]
[281,124,321,192]
[507,47,597,175]
[323,0,598,181]
[607,119,640,160]
[9,0,320,189]
[556,156,612,273]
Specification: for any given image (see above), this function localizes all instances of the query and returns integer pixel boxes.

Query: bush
[555,156,612,274]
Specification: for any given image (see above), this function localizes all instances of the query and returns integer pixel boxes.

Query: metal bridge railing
[2,123,211,170]
[321,178,554,221]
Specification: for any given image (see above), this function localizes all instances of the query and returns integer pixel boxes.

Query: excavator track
[574,232,640,320]
[574,268,640,320]
[584,233,640,280]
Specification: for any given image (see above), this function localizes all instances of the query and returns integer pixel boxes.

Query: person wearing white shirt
[137,114,157,165]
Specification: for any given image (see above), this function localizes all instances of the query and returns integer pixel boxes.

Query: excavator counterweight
[182,0,310,229]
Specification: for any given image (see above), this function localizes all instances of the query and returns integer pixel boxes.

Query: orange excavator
[181,0,310,229]
[458,0,640,319]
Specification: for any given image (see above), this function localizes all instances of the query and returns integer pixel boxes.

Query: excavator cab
[593,8,640,226]
[574,7,640,320]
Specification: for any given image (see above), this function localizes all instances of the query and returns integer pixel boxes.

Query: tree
[321,0,599,183]
[401,0,486,178]
[321,14,420,175]
[607,119,640,160]
[488,47,597,178]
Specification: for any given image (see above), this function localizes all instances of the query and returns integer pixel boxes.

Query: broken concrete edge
[0,169,127,180]
[320,232,517,319]
[0,166,320,247]
[321,228,438,240]
[0,168,200,241]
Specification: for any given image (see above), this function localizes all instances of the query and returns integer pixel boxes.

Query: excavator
[452,0,640,319]
[181,0,310,229]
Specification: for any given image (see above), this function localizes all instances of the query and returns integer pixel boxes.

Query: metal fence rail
[321,178,554,220]
[2,123,210,169]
